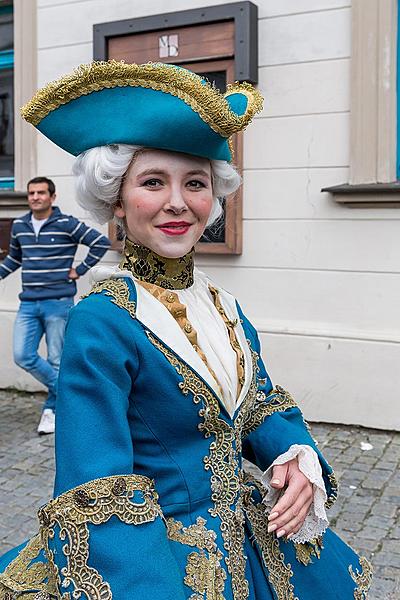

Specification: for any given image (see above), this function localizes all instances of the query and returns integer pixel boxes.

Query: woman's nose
[166,188,188,213]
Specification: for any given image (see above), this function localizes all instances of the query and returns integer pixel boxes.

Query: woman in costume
[0,61,371,599]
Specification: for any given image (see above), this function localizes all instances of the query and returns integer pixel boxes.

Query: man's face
[27,183,55,214]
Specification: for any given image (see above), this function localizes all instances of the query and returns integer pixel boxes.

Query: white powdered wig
[72,144,241,229]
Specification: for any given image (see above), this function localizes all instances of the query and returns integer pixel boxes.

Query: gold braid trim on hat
[21,60,263,137]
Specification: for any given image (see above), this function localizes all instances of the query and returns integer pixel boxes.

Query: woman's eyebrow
[136,168,211,178]
[136,168,167,178]
[185,169,211,177]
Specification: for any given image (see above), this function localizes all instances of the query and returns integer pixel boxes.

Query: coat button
[73,489,90,508]
[112,477,127,496]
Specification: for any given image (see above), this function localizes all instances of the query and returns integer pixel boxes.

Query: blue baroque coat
[0,275,372,600]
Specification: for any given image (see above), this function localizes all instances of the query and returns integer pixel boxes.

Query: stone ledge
[0,191,28,208]
[321,183,400,207]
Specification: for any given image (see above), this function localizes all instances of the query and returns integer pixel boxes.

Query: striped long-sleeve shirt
[0,207,111,300]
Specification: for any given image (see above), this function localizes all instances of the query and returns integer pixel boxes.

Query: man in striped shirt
[0,176,111,434]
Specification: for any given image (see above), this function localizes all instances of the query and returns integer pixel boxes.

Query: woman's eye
[143,178,162,187]
[187,180,206,189]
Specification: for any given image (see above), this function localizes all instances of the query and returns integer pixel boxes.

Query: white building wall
[1,0,399,429]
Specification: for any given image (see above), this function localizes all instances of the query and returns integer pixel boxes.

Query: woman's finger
[268,486,313,531]
[270,494,312,537]
[268,500,312,535]
[270,463,289,490]
[275,503,311,538]
[270,472,311,517]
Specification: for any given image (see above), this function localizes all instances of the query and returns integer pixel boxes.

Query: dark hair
[27,176,56,196]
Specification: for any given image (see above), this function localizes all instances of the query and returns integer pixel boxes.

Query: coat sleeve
[46,290,185,600]
[54,292,137,495]
[237,303,338,509]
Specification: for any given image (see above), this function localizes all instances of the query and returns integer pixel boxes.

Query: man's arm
[0,224,22,280]
[69,219,111,277]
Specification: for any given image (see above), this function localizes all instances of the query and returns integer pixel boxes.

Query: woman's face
[115,149,213,258]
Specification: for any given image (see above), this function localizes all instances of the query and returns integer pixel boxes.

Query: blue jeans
[13,298,74,411]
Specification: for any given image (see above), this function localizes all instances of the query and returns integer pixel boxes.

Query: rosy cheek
[128,195,148,210]
[140,200,156,212]
[200,195,214,217]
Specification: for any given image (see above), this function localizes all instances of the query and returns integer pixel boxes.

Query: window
[0,2,14,190]
[323,0,399,204]
[397,0,400,179]
[0,217,13,259]
[94,2,258,253]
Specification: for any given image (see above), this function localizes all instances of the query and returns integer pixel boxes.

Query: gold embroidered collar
[119,238,194,290]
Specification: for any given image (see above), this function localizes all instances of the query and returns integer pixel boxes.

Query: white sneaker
[37,409,55,435]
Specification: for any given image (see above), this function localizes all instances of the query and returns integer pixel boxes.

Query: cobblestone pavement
[0,389,399,598]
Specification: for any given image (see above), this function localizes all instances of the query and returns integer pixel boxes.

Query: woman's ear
[113,199,125,219]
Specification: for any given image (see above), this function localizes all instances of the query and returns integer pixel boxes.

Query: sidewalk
[0,389,399,598]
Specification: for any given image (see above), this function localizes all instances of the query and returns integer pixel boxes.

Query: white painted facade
[1,0,399,429]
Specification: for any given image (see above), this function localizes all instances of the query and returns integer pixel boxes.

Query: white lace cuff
[260,444,329,543]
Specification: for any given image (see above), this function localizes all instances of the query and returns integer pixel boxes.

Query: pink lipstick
[156,221,192,236]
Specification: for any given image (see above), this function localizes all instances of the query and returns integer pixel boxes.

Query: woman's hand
[267,458,313,539]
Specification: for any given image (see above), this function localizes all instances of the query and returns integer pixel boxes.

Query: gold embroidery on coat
[325,471,339,509]
[294,537,323,566]
[21,61,263,138]
[39,475,161,599]
[147,332,249,600]
[185,552,225,600]
[239,382,297,440]
[349,556,373,599]
[0,535,57,599]
[245,501,296,600]
[82,278,136,319]
[167,516,219,553]
[233,347,260,467]
[241,477,296,600]
[167,517,226,599]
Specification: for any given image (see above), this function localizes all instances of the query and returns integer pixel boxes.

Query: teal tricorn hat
[21,60,263,161]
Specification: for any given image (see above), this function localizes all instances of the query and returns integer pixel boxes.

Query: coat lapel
[135,282,222,400]
[90,267,255,418]
[212,285,254,413]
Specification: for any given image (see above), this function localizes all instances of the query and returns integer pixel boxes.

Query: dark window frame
[93,2,259,254]
[0,2,14,190]
[93,2,258,84]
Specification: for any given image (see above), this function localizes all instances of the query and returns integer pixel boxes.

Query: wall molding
[13,0,37,192]
[253,319,400,345]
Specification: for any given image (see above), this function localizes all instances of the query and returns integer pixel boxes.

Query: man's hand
[68,267,80,280]
[267,458,313,539]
